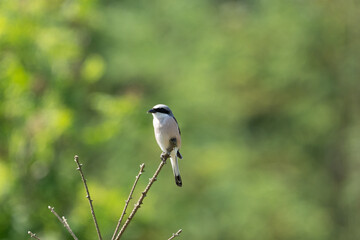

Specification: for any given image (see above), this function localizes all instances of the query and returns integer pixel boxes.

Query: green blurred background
[1,0,360,239]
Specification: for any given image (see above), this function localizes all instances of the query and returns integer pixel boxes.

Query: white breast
[153,114,181,152]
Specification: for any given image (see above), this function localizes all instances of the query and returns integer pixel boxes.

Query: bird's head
[148,104,174,118]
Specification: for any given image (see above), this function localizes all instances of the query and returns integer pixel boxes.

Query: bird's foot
[160,152,170,162]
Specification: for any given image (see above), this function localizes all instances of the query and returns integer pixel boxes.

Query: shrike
[148,104,183,187]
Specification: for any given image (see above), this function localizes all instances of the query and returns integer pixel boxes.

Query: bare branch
[48,206,78,240]
[28,231,41,240]
[114,154,170,240]
[74,155,103,240]
[62,217,71,231]
[168,229,182,240]
[111,163,145,240]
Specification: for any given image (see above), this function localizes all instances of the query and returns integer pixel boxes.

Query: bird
[148,104,183,187]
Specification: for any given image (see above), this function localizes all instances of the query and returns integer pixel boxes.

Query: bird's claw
[160,152,170,162]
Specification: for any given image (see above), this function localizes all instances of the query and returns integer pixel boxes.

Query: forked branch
[29,154,182,240]
[114,154,170,240]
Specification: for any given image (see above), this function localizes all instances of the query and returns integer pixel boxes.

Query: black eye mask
[154,108,171,114]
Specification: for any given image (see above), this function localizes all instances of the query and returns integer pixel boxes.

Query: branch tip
[111,162,147,240]
[28,230,41,240]
[74,155,102,240]
[48,204,78,240]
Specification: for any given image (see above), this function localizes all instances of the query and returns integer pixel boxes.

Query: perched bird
[148,104,183,187]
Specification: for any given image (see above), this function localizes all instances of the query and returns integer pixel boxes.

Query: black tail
[175,175,182,187]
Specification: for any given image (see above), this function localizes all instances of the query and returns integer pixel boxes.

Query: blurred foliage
[1,0,360,239]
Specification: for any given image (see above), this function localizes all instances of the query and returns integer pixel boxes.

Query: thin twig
[114,154,170,240]
[74,155,103,240]
[111,163,145,240]
[47,206,78,240]
[168,229,183,240]
[28,231,41,240]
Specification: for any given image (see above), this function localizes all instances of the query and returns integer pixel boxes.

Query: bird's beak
[147,108,156,113]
